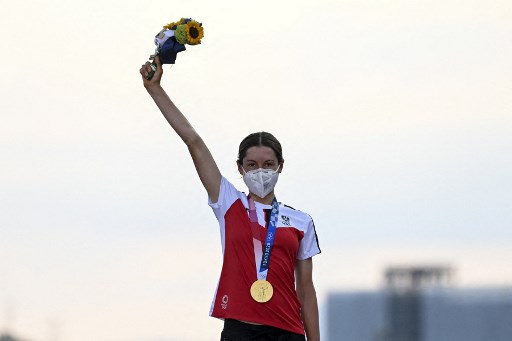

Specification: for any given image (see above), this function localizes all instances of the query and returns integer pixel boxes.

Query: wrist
[145,83,164,94]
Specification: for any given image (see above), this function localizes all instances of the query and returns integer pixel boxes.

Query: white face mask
[242,165,281,198]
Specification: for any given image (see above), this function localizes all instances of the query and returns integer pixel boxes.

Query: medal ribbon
[248,195,279,281]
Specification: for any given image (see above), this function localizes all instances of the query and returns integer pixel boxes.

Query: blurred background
[1,0,511,340]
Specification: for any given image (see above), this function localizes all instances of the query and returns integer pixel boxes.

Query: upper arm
[295,257,315,296]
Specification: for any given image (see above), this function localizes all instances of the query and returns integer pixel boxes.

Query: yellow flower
[186,20,204,45]
[164,22,178,30]
[163,18,187,30]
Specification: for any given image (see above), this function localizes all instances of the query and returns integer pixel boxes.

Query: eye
[264,161,276,168]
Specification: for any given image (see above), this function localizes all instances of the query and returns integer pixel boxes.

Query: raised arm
[140,56,222,202]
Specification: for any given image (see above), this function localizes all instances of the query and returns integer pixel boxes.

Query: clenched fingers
[140,61,153,79]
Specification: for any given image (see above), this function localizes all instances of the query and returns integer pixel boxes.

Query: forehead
[243,146,278,161]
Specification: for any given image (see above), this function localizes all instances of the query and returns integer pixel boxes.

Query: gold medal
[250,280,273,303]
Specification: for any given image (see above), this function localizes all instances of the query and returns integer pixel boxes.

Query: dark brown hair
[237,132,284,165]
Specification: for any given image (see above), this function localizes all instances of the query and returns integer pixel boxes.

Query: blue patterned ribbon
[248,195,279,280]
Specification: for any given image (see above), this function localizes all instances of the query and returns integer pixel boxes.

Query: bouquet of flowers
[147,18,204,79]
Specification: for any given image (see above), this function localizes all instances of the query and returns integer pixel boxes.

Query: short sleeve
[297,216,321,260]
[208,176,242,222]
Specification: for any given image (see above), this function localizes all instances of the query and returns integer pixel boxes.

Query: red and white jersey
[208,177,321,334]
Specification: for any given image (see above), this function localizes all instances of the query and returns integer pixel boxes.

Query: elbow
[182,131,202,148]
[297,281,316,303]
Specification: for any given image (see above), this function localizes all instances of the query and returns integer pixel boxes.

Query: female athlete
[140,56,321,341]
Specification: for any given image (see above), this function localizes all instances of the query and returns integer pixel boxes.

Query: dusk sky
[1,0,511,340]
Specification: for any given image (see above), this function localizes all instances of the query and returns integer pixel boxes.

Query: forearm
[146,84,200,146]
[300,286,320,341]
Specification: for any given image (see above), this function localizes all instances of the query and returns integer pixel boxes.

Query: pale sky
[1,0,511,340]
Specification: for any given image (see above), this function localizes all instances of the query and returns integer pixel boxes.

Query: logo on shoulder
[281,215,291,226]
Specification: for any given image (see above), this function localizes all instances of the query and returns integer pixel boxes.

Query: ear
[278,161,284,173]
[237,162,244,176]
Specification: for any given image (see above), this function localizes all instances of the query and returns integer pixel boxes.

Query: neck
[250,191,275,205]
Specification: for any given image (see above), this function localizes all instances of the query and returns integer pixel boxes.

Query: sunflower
[185,20,204,45]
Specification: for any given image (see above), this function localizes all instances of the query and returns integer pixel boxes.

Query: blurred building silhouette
[326,265,512,341]
[385,266,452,341]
